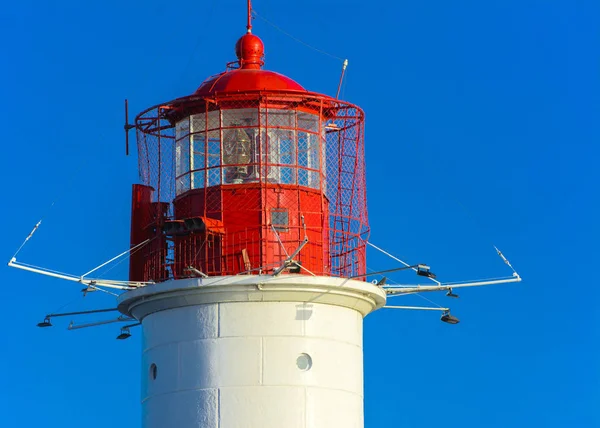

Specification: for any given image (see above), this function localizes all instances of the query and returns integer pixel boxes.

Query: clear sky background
[1,0,598,427]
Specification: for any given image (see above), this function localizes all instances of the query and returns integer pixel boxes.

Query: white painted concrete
[118,275,386,428]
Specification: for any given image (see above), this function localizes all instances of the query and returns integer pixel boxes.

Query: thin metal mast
[247,0,252,33]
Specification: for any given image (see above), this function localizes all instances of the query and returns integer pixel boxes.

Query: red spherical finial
[235,34,264,69]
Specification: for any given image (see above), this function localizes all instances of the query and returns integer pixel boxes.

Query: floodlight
[446,288,459,298]
[440,311,460,324]
[288,261,301,274]
[116,327,132,340]
[37,317,52,328]
[416,265,437,279]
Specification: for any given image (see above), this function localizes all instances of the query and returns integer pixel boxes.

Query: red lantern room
[129,28,368,282]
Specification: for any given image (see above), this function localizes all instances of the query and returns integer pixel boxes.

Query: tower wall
[118,276,386,428]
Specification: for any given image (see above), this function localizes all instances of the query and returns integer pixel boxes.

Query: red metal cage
[129,36,368,282]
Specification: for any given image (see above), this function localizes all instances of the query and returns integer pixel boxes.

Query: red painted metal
[195,70,305,96]
[235,33,264,70]
[129,184,169,282]
[129,33,368,282]
[247,0,253,34]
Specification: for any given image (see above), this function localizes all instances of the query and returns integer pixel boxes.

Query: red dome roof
[192,32,308,97]
[194,69,307,96]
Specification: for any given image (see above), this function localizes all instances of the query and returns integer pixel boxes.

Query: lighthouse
[119,11,385,428]
[5,4,524,427]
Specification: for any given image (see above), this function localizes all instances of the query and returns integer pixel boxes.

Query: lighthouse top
[192,32,333,99]
[6,0,521,330]
[127,20,369,283]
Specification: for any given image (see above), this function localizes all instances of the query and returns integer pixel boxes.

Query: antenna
[124,99,135,156]
[8,236,154,291]
[336,59,348,99]
[365,241,521,322]
[494,245,519,276]
[246,0,252,33]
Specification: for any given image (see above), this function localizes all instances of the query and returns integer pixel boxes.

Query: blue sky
[1,1,598,427]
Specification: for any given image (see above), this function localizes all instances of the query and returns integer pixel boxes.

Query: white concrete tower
[118,276,385,428]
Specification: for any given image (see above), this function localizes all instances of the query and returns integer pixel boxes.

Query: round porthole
[296,353,312,371]
[149,363,157,380]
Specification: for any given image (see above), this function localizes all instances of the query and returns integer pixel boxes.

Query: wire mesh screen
[136,108,177,212]
[324,105,369,277]
[132,93,368,281]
